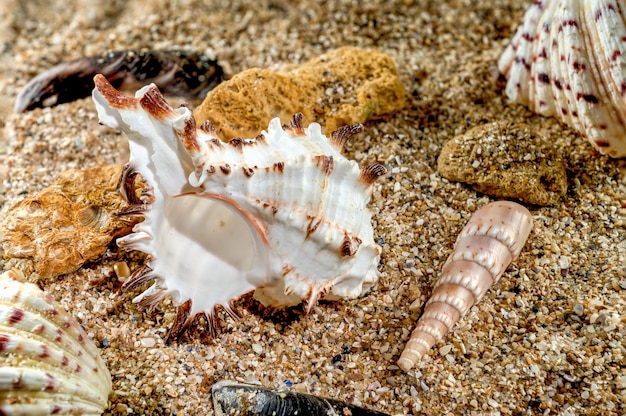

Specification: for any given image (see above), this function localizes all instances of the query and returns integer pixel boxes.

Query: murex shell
[0,269,112,415]
[498,0,626,158]
[92,75,386,338]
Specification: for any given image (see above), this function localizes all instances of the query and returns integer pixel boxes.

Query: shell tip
[93,74,138,109]
[330,124,363,149]
[164,300,192,344]
[283,113,305,135]
[360,163,387,185]
[139,84,177,120]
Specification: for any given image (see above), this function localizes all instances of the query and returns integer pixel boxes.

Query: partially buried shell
[0,269,112,415]
[498,0,626,157]
[14,49,224,113]
[398,201,533,371]
[92,74,386,340]
[212,381,390,416]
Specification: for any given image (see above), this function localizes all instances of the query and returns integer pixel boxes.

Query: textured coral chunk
[0,164,138,278]
[194,46,406,140]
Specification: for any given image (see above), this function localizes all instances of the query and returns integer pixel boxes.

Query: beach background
[0,0,624,414]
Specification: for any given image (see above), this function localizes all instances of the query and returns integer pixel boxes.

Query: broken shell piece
[0,269,112,415]
[14,49,224,113]
[212,381,390,416]
[92,75,386,340]
[398,201,533,371]
[0,164,139,279]
[498,0,626,157]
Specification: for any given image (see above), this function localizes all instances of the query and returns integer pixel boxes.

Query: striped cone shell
[398,201,533,371]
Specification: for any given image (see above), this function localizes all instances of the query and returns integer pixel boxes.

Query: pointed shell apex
[398,201,533,371]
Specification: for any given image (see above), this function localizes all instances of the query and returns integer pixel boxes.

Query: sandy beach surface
[0,0,624,415]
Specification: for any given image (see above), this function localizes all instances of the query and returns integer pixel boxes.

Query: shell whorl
[398,201,533,372]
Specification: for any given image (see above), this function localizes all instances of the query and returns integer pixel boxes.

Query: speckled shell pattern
[0,269,112,415]
[498,0,626,158]
[91,75,386,337]
[398,201,533,372]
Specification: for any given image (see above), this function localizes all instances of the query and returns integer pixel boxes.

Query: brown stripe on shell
[242,166,255,177]
[398,201,533,372]
[284,112,305,135]
[340,233,362,257]
[330,124,363,149]
[273,162,285,173]
[206,138,223,149]
[139,84,178,119]
[93,74,138,109]
[261,201,279,215]
[115,203,150,217]
[117,164,142,205]
[314,155,335,175]
[220,164,232,175]
[281,264,296,277]
[177,113,201,153]
[122,264,156,291]
[229,137,244,150]
[306,216,322,237]
[8,308,24,325]
[359,163,387,184]
[199,119,217,134]
[0,334,9,351]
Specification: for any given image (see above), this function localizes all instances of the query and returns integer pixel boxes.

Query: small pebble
[114,261,131,281]
[573,303,584,316]
[140,337,156,348]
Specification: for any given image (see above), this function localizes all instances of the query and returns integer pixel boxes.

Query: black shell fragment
[14,49,225,112]
[212,381,390,416]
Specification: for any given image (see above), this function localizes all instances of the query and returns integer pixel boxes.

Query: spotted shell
[398,201,533,371]
[498,0,626,158]
[0,269,112,415]
[92,75,386,339]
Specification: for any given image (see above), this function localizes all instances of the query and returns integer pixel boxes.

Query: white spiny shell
[91,75,386,338]
[398,201,533,371]
[498,0,626,158]
[0,269,112,415]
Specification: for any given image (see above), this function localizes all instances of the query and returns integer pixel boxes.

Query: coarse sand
[0,1,624,414]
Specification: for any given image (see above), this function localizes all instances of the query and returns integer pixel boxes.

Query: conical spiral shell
[498,0,626,158]
[0,269,112,415]
[398,201,533,372]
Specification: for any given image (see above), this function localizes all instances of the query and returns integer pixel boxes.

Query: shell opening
[146,193,270,317]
